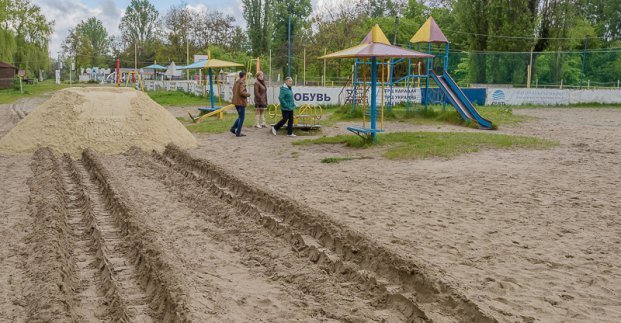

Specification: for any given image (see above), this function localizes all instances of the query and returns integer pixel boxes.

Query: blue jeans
[231,106,246,136]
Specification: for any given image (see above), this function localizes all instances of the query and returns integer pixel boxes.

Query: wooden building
[0,61,18,89]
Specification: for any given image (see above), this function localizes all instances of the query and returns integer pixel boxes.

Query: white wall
[487,88,621,105]
[144,80,621,106]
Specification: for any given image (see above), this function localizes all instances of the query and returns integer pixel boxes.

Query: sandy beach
[1,97,619,321]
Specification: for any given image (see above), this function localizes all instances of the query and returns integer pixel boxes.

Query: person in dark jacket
[231,71,250,137]
[271,77,296,137]
[253,71,268,128]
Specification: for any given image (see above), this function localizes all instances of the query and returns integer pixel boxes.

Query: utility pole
[579,36,588,88]
[134,42,137,71]
[527,46,534,88]
[303,48,306,86]
[323,48,326,86]
[286,2,294,78]
[186,40,190,80]
[393,15,399,45]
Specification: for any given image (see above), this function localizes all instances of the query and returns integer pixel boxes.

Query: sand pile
[0,87,197,157]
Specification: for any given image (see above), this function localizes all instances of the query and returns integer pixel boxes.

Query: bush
[12,76,21,91]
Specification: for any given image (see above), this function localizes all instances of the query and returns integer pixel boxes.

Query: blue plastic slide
[430,70,493,129]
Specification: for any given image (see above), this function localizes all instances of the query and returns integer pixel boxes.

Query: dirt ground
[1,97,620,322]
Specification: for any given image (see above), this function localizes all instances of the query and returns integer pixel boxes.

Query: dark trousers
[274,110,294,135]
[231,106,245,136]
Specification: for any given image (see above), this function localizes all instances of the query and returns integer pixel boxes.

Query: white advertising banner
[569,90,621,104]
[486,88,569,105]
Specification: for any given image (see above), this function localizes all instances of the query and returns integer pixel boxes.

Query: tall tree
[62,18,110,70]
[242,0,273,56]
[271,0,312,76]
[78,18,109,63]
[0,0,53,75]
[119,0,159,66]
[162,4,193,63]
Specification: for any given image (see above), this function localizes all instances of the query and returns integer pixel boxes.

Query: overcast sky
[37,0,342,57]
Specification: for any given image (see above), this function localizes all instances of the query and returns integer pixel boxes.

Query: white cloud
[38,0,123,57]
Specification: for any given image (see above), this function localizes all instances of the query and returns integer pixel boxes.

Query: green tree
[271,0,312,76]
[0,0,53,77]
[119,0,159,67]
[77,18,109,66]
[242,0,273,56]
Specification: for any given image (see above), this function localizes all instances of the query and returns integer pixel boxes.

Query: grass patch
[147,90,216,107]
[0,80,77,104]
[319,104,528,129]
[294,131,558,160]
[321,156,354,163]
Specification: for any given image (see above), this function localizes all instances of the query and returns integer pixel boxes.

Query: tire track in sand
[59,154,150,321]
[126,146,446,322]
[116,148,407,321]
[151,144,499,323]
[27,148,189,322]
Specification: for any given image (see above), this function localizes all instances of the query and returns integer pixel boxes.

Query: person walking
[231,71,250,137]
[253,71,268,128]
[271,77,296,137]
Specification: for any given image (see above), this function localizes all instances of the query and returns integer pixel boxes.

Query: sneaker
[261,124,267,128]
[236,133,247,137]
[254,125,261,128]
[287,134,297,137]
[230,128,236,135]
[271,126,277,135]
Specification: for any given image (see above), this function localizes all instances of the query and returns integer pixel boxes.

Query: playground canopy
[144,64,167,70]
[320,25,434,60]
[180,58,243,109]
[410,16,448,44]
[319,25,433,142]
[181,59,243,70]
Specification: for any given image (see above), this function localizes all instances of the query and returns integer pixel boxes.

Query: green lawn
[147,90,216,106]
[0,80,74,104]
[294,131,558,160]
[319,104,530,129]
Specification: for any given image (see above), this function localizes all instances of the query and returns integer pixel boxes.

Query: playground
[0,14,620,323]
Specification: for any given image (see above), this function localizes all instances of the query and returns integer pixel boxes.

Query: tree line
[2,0,621,87]
[0,0,53,78]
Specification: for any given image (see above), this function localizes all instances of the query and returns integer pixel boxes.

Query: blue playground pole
[424,42,431,111]
[444,43,449,72]
[370,57,378,142]
[208,68,215,108]
[443,43,450,112]
[352,59,359,113]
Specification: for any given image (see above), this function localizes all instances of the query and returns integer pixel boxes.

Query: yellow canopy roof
[360,24,391,45]
[410,16,449,44]
[182,58,243,69]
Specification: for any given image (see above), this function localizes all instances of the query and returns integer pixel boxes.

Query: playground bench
[347,126,384,138]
